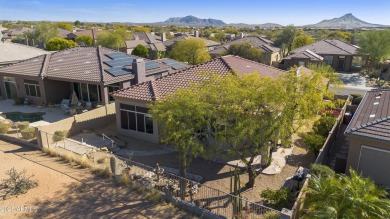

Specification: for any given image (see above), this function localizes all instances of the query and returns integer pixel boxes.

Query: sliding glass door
[4,77,17,99]
[73,82,101,103]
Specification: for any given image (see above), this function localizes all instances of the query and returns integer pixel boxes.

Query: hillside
[163,15,226,26]
[306,13,386,28]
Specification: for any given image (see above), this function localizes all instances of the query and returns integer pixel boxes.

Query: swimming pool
[2,112,45,123]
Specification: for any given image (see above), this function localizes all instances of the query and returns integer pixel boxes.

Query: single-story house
[209,36,281,66]
[1,27,34,41]
[0,38,51,66]
[125,32,166,58]
[163,35,221,52]
[0,46,175,106]
[66,29,99,45]
[280,39,364,72]
[279,49,324,69]
[344,89,390,187]
[111,55,288,144]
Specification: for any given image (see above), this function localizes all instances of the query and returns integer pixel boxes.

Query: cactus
[230,166,243,217]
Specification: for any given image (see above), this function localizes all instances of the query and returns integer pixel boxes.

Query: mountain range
[140,14,387,28]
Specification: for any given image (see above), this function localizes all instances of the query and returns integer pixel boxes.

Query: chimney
[133,59,146,84]
[195,30,199,38]
[161,32,166,42]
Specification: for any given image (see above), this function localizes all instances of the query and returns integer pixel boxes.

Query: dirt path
[0,140,196,219]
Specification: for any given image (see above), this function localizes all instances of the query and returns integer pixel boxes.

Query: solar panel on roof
[145,61,160,70]
[104,58,134,68]
[163,59,188,70]
[105,67,133,76]
[106,52,130,60]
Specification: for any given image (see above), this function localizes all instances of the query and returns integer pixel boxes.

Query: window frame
[120,104,153,134]
[24,80,41,98]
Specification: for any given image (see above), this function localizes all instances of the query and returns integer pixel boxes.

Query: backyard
[0,140,197,219]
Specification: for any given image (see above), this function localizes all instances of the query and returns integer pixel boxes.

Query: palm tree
[302,168,390,219]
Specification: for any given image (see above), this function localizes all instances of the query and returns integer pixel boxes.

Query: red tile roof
[111,55,287,101]
[345,89,390,142]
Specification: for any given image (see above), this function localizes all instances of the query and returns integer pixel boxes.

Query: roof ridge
[149,80,157,101]
[3,42,48,52]
[39,53,51,78]
[96,46,105,83]
[345,116,390,134]
[323,39,353,55]
[224,55,288,73]
[0,53,47,69]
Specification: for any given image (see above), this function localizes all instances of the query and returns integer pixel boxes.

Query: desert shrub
[16,121,30,130]
[97,157,109,164]
[147,189,164,203]
[304,133,326,156]
[310,164,335,179]
[351,93,363,105]
[263,211,280,219]
[79,156,91,168]
[20,127,36,140]
[260,187,289,207]
[0,168,38,200]
[334,99,346,109]
[119,172,132,187]
[43,148,59,157]
[62,152,74,163]
[53,130,69,142]
[0,122,10,134]
[91,167,111,178]
[14,98,24,105]
[313,116,337,137]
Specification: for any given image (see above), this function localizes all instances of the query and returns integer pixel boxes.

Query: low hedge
[0,123,10,134]
[21,127,36,140]
[16,121,30,130]
[53,130,69,142]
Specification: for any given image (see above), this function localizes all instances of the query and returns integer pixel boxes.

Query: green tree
[132,26,151,33]
[292,34,315,50]
[213,31,226,42]
[302,169,390,218]
[46,37,78,51]
[74,20,82,27]
[25,22,58,45]
[170,38,211,65]
[357,30,390,73]
[57,22,73,31]
[75,35,93,46]
[132,44,149,58]
[274,25,299,56]
[227,42,263,63]
[96,31,125,50]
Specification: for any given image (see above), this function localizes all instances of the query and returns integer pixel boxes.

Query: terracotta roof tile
[291,39,359,55]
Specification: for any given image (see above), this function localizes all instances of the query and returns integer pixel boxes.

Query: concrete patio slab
[262,147,293,175]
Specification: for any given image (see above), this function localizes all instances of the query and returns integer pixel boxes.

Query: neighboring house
[58,28,72,39]
[282,39,363,72]
[209,36,281,66]
[111,55,288,143]
[344,89,390,187]
[279,49,324,69]
[1,27,34,41]
[154,58,191,74]
[0,24,8,34]
[0,37,50,66]
[0,46,172,105]
[125,32,166,58]
[163,35,221,52]
[66,29,99,45]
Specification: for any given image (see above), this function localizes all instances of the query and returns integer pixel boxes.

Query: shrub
[119,172,132,187]
[97,157,109,164]
[147,189,164,203]
[79,156,91,168]
[20,127,36,140]
[260,187,289,207]
[313,116,336,137]
[0,123,10,134]
[53,130,69,142]
[14,98,24,105]
[310,164,335,179]
[91,167,111,178]
[304,133,326,156]
[0,168,38,199]
[62,152,74,163]
[16,121,29,130]
[334,99,346,109]
[351,94,363,105]
[43,148,59,157]
[263,211,280,219]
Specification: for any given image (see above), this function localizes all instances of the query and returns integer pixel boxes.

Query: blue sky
[0,0,389,25]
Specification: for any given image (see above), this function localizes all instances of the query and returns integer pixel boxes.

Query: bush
[260,187,289,207]
[53,130,69,142]
[14,98,24,105]
[0,122,10,134]
[147,189,164,203]
[79,156,91,168]
[91,167,111,178]
[334,99,346,109]
[0,168,38,199]
[16,121,29,130]
[119,172,132,187]
[62,152,75,163]
[20,127,36,140]
[310,164,335,179]
[313,116,336,137]
[42,148,59,157]
[304,133,326,156]
[263,211,280,219]
[351,94,363,105]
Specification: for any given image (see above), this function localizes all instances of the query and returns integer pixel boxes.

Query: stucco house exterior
[209,36,281,66]
[344,89,390,187]
[111,55,288,144]
[280,39,364,72]
[0,46,179,106]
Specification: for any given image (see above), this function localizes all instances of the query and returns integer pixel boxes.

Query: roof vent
[84,61,91,64]
[84,70,91,74]
[376,96,380,99]
[87,53,92,56]
[53,68,59,71]
[246,65,251,68]
[57,59,63,62]
[369,114,375,118]
[374,102,379,105]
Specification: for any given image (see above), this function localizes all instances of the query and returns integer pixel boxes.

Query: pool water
[3,112,45,123]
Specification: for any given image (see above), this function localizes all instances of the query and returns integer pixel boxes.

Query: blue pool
[2,112,45,123]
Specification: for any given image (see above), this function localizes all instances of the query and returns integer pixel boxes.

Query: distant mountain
[163,15,226,26]
[306,13,386,28]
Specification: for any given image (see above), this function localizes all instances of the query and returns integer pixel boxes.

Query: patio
[0,99,70,126]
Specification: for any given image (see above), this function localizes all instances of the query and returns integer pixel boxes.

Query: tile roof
[111,55,287,101]
[163,36,220,48]
[291,39,359,56]
[125,40,148,49]
[283,49,324,61]
[3,27,34,38]
[345,89,390,142]
[0,42,51,65]
[132,32,159,44]
[57,28,72,38]
[210,36,280,55]
[0,46,170,85]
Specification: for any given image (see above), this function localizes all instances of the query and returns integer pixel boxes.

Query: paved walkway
[330,72,372,96]
[327,125,349,172]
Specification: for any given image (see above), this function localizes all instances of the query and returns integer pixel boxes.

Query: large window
[24,80,41,97]
[73,83,101,103]
[108,83,120,102]
[120,104,153,134]
[323,55,334,65]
